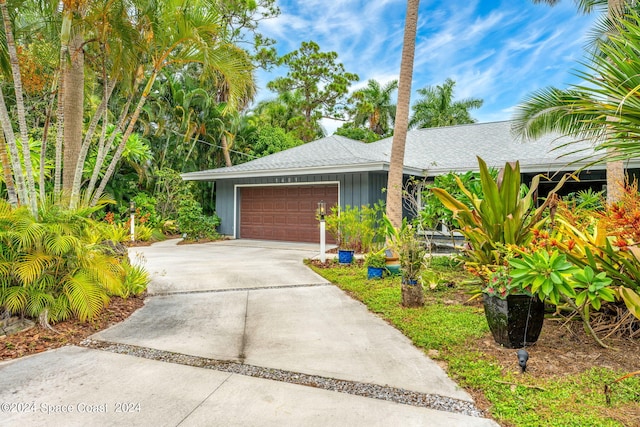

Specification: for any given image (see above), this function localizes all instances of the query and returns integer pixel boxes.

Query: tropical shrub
[177,198,220,241]
[325,203,386,253]
[0,200,148,324]
[419,169,495,232]
[119,259,150,298]
[544,185,640,320]
[431,157,568,276]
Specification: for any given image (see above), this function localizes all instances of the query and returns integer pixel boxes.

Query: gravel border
[80,339,486,418]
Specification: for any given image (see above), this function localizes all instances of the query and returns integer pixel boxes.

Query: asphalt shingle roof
[181,121,607,181]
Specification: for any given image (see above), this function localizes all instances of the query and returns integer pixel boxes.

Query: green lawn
[309,261,640,427]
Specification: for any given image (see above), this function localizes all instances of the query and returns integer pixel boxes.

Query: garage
[239,184,338,243]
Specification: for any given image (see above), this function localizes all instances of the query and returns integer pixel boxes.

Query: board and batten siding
[213,172,387,237]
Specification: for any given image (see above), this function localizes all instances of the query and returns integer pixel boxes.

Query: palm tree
[0,0,38,215]
[526,0,628,204]
[409,78,483,129]
[91,0,256,205]
[0,132,18,206]
[350,79,398,136]
[387,0,419,229]
[385,0,425,308]
[514,8,640,159]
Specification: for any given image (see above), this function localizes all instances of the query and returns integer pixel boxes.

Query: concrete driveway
[0,239,498,426]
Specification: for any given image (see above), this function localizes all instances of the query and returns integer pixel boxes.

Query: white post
[130,201,135,242]
[318,200,326,263]
[320,219,326,263]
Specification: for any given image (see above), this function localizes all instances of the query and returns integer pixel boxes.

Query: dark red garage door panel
[240,185,338,243]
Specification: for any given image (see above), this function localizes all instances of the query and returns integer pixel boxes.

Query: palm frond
[62,271,110,322]
[15,251,53,285]
[2,285,27,314]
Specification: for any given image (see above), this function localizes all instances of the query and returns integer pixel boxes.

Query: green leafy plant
[382,217,426,281]
[508,249,578,305]
[482,266,529,299]
[0,200,145,325]
[548,189,640,320]
[419,169,495,232]
[325,203,386,252]
[364,250,387,268]
[431,157,569,275]
[177,198,220,241]
[572,266,615,311]
[119,260,150,298]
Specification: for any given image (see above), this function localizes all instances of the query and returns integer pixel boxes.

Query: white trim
[233,181,341,239]
[183,162,425,181]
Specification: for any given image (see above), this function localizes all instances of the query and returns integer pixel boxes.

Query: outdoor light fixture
[130,200,136,215]
[318,200,326,220]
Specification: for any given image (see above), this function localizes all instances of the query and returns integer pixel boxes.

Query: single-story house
[182,120,640,243]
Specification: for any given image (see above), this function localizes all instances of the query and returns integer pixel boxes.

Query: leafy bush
[0,200,147,324]
[325,203,386,252]
[431,157,568,275]
[544,183,640,320]
[177,198,220,241]
[419,169,494,231]
[119,259,149,298]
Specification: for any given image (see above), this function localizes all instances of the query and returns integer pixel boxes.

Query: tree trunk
[0,131,18,206]
[0,86,28,206]
[70,79,115,208]
[604,0,626,205]
[62,33,85,201]
[85,94,133,205]
[92,70,158,205]
[0,0,36,215]
[386,0,420,228]
[221,133,233,167]
[401,281,424,307]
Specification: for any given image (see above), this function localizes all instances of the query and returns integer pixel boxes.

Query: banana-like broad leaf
[618,286,640,320]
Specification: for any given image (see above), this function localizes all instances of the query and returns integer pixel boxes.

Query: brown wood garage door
[240,185,338,243]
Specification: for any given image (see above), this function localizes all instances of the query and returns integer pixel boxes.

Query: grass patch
[310,262,640,427]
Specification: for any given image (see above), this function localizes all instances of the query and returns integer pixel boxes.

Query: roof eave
[181,161,425,181]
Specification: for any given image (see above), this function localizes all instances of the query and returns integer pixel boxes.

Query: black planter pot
[482,294,545,348]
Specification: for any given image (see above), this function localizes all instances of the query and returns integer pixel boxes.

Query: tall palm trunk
[39,72,60,203]
[0,0,37,215]
[54,7,74,198]
[69,79,116,208]
[606,0,626,204]
[0,87,28,206]
[220,133,233,167]
[85,94,133,205]
[0,132,18,206]
[62,33,85,202]
[92,69,160,205]
[386,0,420,228]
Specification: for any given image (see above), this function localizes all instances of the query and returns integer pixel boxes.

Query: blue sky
[255,0,602,133]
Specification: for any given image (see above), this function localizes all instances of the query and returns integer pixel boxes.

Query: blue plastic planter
[338,250,354,264]
[367,266,384,280]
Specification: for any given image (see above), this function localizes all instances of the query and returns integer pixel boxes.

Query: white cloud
[256,0,600,126]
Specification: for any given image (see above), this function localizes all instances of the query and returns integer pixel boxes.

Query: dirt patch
[0,295,145,361]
